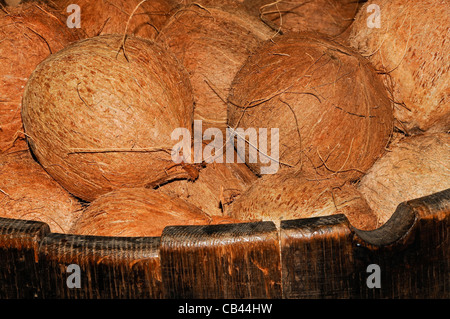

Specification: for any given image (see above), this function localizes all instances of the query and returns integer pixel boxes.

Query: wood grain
[160,221,282,298]
[38,233,162,299]
[0,217,49,298]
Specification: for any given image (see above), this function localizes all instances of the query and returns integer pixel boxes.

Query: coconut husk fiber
[227,32,394,182]
[51,0,177,40]
[228,170,379,231]
[357,132,450,224]
[349,0,450,135]
[155,5,274,136]
[243,0,360,37]
[156,149,258,217]
[69,187,242,237]
[0,150,83,234]
[0,1,80,154]
[21,34,196,202]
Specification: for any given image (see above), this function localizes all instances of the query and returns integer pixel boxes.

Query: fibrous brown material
[358,132,450,224]
[69,187,241,237]
[22,34,195,202]
[155,5,274,135]
[0,150,83,234]
[0,2,80,154]
[228,32,394,181]
[243,0,360,37]
[349,0,450,134]
[156,155,258,217]
[53,0,177,40]
[228,170,379,230]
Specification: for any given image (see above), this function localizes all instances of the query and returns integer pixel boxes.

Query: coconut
[228,32,394,181]
[243,0,360,37]
[156,151,258,217]
[357,132,450,224]
[21,34,195,202]
[0,150,83,234]
[0,1,80,154]
[155,5,274,136]
[228,170,379,230]
[349,0,450,135]
[69,187,241,237]
[2,0,22,7]
[52,0,177,40]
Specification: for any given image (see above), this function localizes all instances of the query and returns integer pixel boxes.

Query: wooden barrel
[0,188,448,299]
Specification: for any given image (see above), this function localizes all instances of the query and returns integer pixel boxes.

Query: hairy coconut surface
[243,0,360,37]
[173,0,247,12]
[22,34,195,202]
[156,152,258,217]
[0,2,80,154]
[358,132,450,224]
[155,5,274,136]
[52,0,177,39]
[0,150,83,233]
[228,32,394,181]
[349,0,450,134]
[228,170,379,230]
[70,187,241,237]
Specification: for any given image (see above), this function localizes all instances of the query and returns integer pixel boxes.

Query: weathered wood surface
[0,189,448,299]
[0,217,49,298]
[281,188,449,299]
[38,233,162,299]
[160,221,282,299]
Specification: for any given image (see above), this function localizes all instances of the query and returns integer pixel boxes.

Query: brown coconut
[227,32,394,181]
[243,0,360,37]
[69,187,242,237]
[0,150,83,233]
[52,0,177,40]
[21,34,195,202]
[228,170,379,230]
[155,5,274,136]
[349,0,450,134]
[358,132,450,224]
[156,150,258,217]
[0,2,80,154]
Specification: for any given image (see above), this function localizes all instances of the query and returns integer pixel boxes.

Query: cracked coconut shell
[21,34,196,202]
[0,1,80,154]
[349,0,450,134]
[227,32,394,182]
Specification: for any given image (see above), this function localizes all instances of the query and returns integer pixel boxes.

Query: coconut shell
[53,0,177,40]
[0,2,80,154]
[21,34,195,202]
[228,170,379,230]
[69,187,242,237]
[349,0,450,134]
[243,0,360,37]
[0,150,83,233]
[228,32,394,181]
[156,153,258,217]
[358,132,450,224]
[155,5,274,136]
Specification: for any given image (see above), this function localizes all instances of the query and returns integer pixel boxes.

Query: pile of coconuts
[0,0,448,238]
